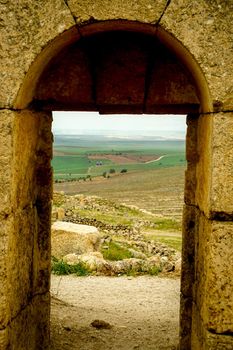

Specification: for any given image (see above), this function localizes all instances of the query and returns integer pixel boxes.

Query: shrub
[109,168,116,174]
[52,259,90,276]
[120,169,127,173]
[101,241,133,261]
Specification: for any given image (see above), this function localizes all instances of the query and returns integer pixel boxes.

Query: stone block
[35,43,94,110]
[52,221,101,259]
[0,329,8,350]
[195,114,212,215]
[12,109,52,210]
[0,0,75,108]
[94,32,149,113]
[33,200,51,295]
[67,0,167,24]
[146,52,199,114]
[194,215,233,334]
[0,218,12,329]
[210,113,233,216]
[7,207,37,321]
[160,1,233,111]
[7,293,50,350]
[0,110,14,214]
[181,205,196,297]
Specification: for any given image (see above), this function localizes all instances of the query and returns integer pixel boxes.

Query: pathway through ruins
[51,275,180,350]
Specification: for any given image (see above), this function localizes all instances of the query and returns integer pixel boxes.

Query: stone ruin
[0,1,232,349]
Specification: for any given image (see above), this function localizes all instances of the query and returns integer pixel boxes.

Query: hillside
[54,165,185,222]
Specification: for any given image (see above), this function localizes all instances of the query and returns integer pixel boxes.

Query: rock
[174,258,182,273]
[63,252,112,274]
[52,221,101,259]
[57,207,65,221]
[91,320,112,329]
[128,248,147,259]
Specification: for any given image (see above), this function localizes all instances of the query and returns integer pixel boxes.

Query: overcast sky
[52,112,187,138]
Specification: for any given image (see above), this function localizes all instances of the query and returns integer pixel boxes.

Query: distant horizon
[52,112,187,139]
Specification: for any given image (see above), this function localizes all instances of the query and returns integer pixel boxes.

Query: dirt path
[51,275,180,350]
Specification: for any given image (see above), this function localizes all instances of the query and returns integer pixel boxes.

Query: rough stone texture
[7,293,50,350]
[36,42,94,109]
[35,30,199,114]
[195,114,213,216]
[160,0,233,111]
[0,111,14,214]
[52,221,101,259]
[67,0,167,24]
[193,214,233,344]
[0,0,76,108]
[0,109,52,348]
[184,114,198,206]
[179,204,196,350]
[0,2,233,349]
[210,113,233,216]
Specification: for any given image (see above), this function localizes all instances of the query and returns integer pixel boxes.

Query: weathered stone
[194,214,233,334]
[0,1,76,108]
[160,0,233,111]
[52,221,101,259]
[12,110,52,210]
[0,110,14,214]
[210,113,233,216]
[195,114,213,215]
[7,293,50,350]
[36,43,94,110]
[67,0,167,24]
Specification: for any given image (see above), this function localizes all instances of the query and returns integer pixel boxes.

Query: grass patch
[156,236,182,252]
[101,241,133,261]
[151,218,181,231]
[144,234,182,252]
[52,259,90,276]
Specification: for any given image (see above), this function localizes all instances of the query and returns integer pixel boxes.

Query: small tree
[120,169,127,173]
[103,171,107,178]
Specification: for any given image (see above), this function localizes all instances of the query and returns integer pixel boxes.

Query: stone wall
[0,1,232,349]
[0,110,52,349]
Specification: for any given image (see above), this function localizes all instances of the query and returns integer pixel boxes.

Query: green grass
[150,218,181,231]
[101,241,133,261]
[52,137,186,179]
[144,234,182,252]
[52,259,90,276]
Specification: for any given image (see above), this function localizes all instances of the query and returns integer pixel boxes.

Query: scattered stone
[91,320,112,329]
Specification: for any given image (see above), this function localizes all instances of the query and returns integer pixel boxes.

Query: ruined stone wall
[0,110,52,349]
[0,1,232,349]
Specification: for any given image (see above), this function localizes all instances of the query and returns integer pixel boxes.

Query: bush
[109,168,116,174]
[103,171,107,178]
[120,169,127,173]
[52,259,90,276]
[101,241,133,261]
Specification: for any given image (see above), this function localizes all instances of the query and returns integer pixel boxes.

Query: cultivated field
[52,135,186,180]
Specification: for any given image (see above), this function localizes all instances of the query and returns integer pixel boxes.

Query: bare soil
[88,154,160,164]
[50,275,180,350]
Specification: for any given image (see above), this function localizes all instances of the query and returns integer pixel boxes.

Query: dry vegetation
[54,165,185,221]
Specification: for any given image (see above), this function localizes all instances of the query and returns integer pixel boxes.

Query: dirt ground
[50,275,180,350]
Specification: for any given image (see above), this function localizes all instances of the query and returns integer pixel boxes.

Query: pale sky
[52,112,187,137]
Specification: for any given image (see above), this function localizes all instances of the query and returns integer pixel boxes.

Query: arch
[15,20,212,114]
[3,16,232,350]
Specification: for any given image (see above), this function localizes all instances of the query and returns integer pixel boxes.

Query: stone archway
[0,2,232,350]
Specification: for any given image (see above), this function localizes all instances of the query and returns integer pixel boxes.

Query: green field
[52,135,186,180]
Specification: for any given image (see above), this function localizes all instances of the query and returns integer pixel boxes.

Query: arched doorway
[1,21,215,350]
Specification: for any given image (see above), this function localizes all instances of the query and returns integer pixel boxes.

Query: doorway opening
[50,112,187,349]
[14,19,211,350]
